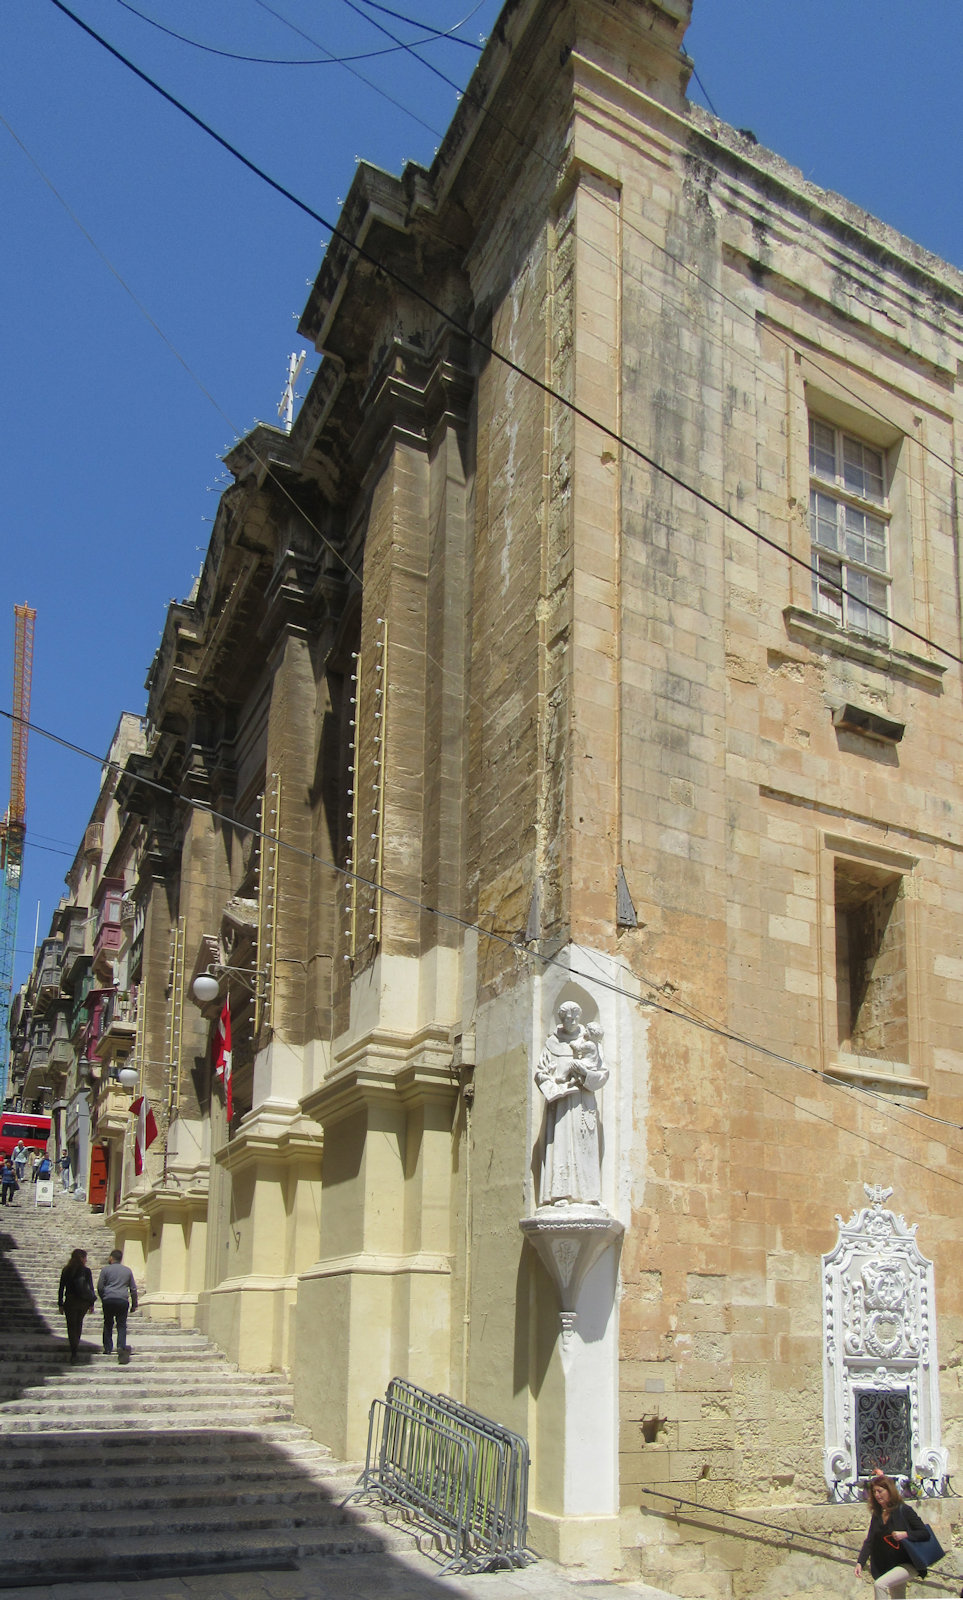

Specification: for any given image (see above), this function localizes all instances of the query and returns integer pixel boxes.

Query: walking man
[97,1248,139,1358]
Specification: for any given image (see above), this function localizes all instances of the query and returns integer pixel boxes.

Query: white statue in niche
[534,1001,608,1205]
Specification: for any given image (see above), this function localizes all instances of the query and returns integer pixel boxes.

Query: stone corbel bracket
[520,1204,624,1346]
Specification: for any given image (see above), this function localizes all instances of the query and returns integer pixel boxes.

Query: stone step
[0,1391,294,1417]
[0,1205,424,1591]
[0,1413,315,1437]
[0,1435,337,1474]
[0,1520,417,1587]
[0,1370,293,1397]
[0,1495,368,1541]
[1,1462,342,1505]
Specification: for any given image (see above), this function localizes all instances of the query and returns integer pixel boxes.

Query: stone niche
[822,1184,948,1495]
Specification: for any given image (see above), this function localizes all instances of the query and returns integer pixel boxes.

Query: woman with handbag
[855,1475,927,1599]
[57,1248,95,1363]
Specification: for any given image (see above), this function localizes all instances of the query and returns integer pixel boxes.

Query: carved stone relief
[822,1184,947,1493]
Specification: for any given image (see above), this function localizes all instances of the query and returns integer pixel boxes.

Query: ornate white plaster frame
[822,1184,947,1491]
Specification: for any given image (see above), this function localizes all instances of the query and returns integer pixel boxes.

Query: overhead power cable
[4,698,963,1192]
[112,0,482,65]
[353,0,486,42]
[38,0,963,672]
[250,0,441,139]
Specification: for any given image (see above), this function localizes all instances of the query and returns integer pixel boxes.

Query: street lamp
[191,964,264,1005]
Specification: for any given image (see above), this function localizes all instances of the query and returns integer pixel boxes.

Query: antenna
[277,349,306,434]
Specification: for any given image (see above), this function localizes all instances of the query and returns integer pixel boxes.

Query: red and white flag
[129,1095,158,1176]
[212,999,233,1123]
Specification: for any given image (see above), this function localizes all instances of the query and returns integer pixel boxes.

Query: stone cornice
[302,1049,457,1127]
[206,1273,301,1296]
[215,1110,323,1175]
[137,1185,209,1223]
[299,1248,452,1281]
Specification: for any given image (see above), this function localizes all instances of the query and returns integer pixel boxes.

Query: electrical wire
[353,0,486,44]
[689,63,719,117]
[250,0,441,140]
[0,111,360,594]
[35,0,963,672]
[112,0,482,65]
[0,108,497,731]
[5,698,963,1193]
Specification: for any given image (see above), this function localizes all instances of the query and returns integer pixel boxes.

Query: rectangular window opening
[834,861,907,1063]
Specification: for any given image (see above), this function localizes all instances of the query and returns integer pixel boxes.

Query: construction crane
[0,605,36,1107]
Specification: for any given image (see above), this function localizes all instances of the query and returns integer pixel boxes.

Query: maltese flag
[212,999,233,1123]
[129,1096,158,1176]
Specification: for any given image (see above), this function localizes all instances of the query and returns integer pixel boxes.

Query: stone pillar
[203,622,328,1369]
[296,1062,455,1458]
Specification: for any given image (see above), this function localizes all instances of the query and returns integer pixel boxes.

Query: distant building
[11,713,145,1205]
[27,0,963,1590]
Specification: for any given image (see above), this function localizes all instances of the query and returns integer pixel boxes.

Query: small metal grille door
[855,1389,911,1478]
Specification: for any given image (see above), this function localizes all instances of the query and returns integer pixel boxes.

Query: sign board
[34,1179,54,1208]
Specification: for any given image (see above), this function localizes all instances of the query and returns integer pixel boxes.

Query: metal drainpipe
[461,1072,474,1403]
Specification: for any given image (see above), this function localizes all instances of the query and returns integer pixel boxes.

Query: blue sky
[2,0,961,990]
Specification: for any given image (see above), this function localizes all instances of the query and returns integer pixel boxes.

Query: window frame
[808,417,892,644]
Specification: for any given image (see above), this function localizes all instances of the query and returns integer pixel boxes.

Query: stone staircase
[0,1194,406,1587]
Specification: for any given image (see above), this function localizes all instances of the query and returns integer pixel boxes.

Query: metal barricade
[345,1378,531,1572]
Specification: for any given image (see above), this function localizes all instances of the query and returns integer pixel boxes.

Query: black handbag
[902,1524,946,1575]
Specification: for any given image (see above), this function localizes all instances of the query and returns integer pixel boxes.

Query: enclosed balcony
[97,990,138,1063]
[36,939,64,1002]
[91,1078,134,1141]
[60,907,91,988]
[92,881,125,979]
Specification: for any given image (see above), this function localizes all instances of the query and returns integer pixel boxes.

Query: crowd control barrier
[344,1377,531,1572]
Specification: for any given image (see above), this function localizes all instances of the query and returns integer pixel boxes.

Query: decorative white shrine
[822,1184,948,1494]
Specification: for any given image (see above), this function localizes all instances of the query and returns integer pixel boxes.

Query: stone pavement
[24,1550,681,1600]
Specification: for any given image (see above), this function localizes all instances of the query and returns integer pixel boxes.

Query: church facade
[31,0,963,1591]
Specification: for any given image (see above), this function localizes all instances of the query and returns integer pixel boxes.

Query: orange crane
[0,605,36,1106]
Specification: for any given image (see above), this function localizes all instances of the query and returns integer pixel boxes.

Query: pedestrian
[97,1248,138,1358]
[59,1151,71,1191]
[12,1141,27,1182]
[25,1148,35,1182]
[33,1153,51,1184]
[854,1473,927,1599]
[58,1248,95,1362]
[1,1158,18,1205]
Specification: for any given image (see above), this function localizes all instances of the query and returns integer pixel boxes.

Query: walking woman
[57,1248,95,1363]
[855,1474,927,1599]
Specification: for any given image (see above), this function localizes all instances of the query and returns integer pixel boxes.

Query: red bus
[0,1111,52,1161]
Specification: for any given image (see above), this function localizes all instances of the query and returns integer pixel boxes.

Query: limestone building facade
[32,0,963,1591]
